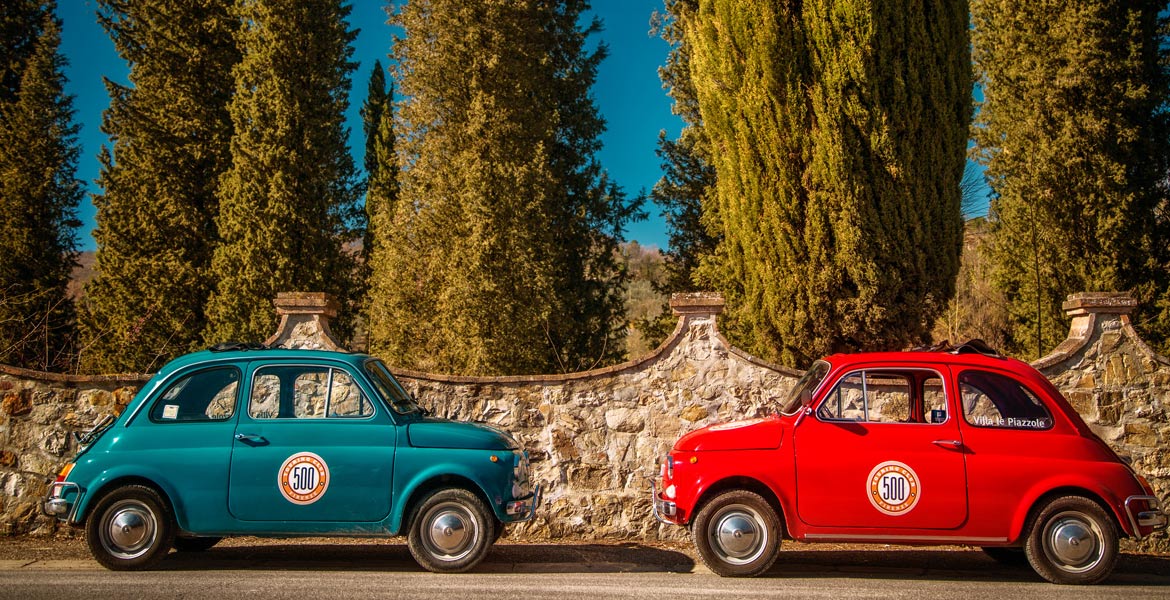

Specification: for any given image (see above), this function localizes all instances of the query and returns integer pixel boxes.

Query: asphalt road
[1,539,1167,600]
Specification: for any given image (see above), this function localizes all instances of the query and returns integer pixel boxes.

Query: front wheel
[407,488,494,573]
[85,485,174,571]
[1025,496,1118,585]
[692,489,781,577]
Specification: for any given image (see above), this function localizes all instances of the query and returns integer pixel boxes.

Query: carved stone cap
[272,292,340,318]
[264,292,344,351]
[1062,292,1137,317]
[670,292,726,316]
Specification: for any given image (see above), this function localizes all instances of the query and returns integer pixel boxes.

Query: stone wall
[1,291,1166,550]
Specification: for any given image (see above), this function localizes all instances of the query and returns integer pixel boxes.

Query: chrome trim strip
[803,533,1009,543]
[508,485,541,523]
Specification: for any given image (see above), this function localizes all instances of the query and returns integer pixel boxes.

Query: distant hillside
[68,251,95,300]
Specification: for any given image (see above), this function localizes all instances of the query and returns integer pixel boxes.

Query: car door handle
[932,439,963,449]
[234,433,266,444]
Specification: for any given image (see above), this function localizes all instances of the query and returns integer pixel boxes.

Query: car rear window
[150,367,240,422]
[959,369,1053,430]
[248,365,373,419]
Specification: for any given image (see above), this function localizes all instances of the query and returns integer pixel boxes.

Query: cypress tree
[682,0,971,367]
[372,0,642,375]
[973,0,1170,358]
[0,2,82,371]
[203,0,361,344]
[360,60,396,268]
[81,0,239,372]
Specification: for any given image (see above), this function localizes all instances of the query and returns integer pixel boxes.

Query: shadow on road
[760,549,1170,586]
[154,541,697,574]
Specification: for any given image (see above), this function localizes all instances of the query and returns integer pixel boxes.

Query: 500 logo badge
[278,452,330,505]
[867,461,920,516]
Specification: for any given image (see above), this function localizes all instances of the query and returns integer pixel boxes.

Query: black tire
[981,546,1028,566]
[85,485,174,571]
[1024,496,1118,585]
[692,489,782,577]
[173,536,222,552]
[407,488,495,573]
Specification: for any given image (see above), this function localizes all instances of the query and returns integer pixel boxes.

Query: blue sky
[58,0,681,252]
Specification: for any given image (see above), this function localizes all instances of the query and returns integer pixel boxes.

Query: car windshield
[363,359,422,415]
[779,360,831,415]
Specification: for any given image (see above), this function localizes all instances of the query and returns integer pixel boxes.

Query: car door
[794,367,969,530]
[227,361,397,523]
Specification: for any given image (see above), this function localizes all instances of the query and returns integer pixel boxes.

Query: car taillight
[55,463,74,483]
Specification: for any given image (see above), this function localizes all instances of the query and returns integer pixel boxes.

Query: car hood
[407,417,518,450]
[673,415,784,452]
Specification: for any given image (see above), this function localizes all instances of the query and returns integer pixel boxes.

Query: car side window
[150,367,240,422]
[923,376,948,423]
[817,371,912,423]
[249,365,373,420]
[959,369,1053,429]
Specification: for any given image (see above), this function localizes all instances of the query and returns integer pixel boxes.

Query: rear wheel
[692,489,781,577]
[85,485,174,571]
[407,488,494,573]
[1025,496,1118,585]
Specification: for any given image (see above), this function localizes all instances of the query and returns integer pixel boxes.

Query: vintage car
[44,344,539,572]
[652,342,1166,584]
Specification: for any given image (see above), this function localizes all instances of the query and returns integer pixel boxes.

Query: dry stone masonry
[1,291,1166,551]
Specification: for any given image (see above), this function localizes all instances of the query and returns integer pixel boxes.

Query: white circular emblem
[867,461,920,516]
[278,452,330,505]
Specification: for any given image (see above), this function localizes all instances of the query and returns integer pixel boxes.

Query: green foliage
[0,2,81,371]
[682,0,971,367]
[80,0,239,373]
[973,0,1170,358]
[203,0,362,345]
[931,218,1011,349]
[370,0,643,375]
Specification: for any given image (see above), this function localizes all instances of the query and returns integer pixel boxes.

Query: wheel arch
[1012,486,1125,543]
[692,476,789,537]
[396,473,494,535]
[76,474,177,526]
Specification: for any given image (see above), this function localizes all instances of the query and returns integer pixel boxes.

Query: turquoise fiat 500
[43,345,539,572]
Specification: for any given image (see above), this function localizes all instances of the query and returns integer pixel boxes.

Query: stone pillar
[263,292,345,351]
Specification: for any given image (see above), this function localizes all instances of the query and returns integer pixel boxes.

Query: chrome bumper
[649,480,677,524]
[43,482,80,521]
[505,485,541,523]
[1125,495,1167,538]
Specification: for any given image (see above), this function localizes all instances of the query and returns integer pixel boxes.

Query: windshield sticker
[868,461,920,516]
[161,405,179,420]
[709,418,766,431]
[278,452,330,505]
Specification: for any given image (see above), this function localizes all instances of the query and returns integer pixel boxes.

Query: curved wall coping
[1033,292,1170,370]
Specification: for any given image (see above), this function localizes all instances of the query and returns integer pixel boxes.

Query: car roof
[819,349,1031,372]
[156,347,374,377]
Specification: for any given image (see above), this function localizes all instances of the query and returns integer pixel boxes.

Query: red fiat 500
[652,343,1166,584]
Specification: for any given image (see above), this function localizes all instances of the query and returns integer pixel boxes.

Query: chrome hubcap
[423,502,478,561]
[101,501,157,559]
[708,505,767,565]
[1044,511,1103,573]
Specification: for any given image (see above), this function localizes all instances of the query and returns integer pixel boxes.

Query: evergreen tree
[361,60,396,268]
[682,0,971,367]
[372,0,642,375]
[203,0,361,344]
[81,0,239,372]
[0,2,81,371]
[1,0,44,103]
[973,0,1170,358]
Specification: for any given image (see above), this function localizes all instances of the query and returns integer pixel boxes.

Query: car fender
[73,463,188,528]
[388,457,506,534]
[686,454,795,531]
[1008,473,1132,541]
